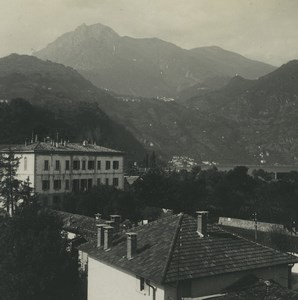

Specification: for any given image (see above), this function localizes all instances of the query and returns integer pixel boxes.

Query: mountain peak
[73,22,120,40]
[34,22,276,98]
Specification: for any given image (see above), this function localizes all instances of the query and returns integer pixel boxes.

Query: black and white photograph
[1,1,298,299]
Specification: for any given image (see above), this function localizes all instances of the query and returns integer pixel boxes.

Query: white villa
[0,140,124,206]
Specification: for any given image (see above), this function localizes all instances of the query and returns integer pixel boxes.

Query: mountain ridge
[0,53,251,163]
[34,22,276,99]
[188,59,298,164]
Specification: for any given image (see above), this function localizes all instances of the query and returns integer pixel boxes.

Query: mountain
[188,60,298,164]
[0,54,251,163]
[34,23,275,99]
[0,54,146,161]
[3,54,298,165]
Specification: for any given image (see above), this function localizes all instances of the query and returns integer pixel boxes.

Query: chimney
[96,224,106,248]
[35,134,38,143]
[104,226,114,251]
[196,211,208,237]
[126,233,137,260]
[105,220,115,230]
[110,215,121,233]
[95,213,102,223]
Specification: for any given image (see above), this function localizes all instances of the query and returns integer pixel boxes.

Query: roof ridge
[161,213,184,284]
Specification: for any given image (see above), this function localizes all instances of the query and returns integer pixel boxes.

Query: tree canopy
[0,203,82,300]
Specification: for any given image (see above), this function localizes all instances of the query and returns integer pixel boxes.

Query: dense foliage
[0,149,21,215]
[62,166,298,225]
[0,203,82,300]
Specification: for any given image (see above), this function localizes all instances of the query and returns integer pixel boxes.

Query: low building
[78,212,298,300]
[0,140,124,206]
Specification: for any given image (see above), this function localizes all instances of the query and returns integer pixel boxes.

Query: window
[42,180,50,191]
[55,160,60,171]
[65,160,70,170]
[113,161,119,170]
[24,157,27,171]
[72,179,79,192]
[65,179,70,190]
[54,180,61,190]
[140,277,145,291]
[44,160,49,171]
[97,178,101,186]
[113,178,119,187]
[82,160,86,170]
[80,179,87,191]
[88,160,95,170]
[73,160,80,170]
[97,161,101,170]
[88,179,93,189]
[105,161,111,170]
[136,276,150,295]
[105,178,109,185]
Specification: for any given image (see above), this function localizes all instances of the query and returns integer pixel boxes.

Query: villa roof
[78,214,298,285]
[0,142,123,155]
[50,210,105,240]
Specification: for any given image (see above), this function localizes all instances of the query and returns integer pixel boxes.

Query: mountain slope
[0,54,251,163]
[34,23,275,99]
[188,60,298,164]
[0,54,146,161]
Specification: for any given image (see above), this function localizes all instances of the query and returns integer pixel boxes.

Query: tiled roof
[211,277,298,299]
[79,214,181,284]
[78,214,298,285]
[50,210,104,240]
[124,176,140,185]
[165,215,298,283]
[0,142,123,155]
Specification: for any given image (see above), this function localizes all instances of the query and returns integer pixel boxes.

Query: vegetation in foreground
[0,152,85,300]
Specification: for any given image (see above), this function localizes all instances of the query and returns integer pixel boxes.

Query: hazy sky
[1,0,298,66]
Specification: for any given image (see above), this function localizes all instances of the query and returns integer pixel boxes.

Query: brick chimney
[110,215,121,233]
[196,211,208,237]
[96,224,106,248]
[126,232,137,260]
[104,226,114,251]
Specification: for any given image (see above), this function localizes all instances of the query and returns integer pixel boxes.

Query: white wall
[35,153,124,194]
[15,153,35,187]
[88,257,165,300]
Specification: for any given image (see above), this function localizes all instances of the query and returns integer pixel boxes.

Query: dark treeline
[0,98,145,161]
[61,166,298,225]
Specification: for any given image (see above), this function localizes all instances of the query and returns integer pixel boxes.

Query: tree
[0,203,82,300]
[0,149,21,216]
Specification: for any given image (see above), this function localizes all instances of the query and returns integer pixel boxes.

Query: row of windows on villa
[42,177,119,191]
[42,159,120,171]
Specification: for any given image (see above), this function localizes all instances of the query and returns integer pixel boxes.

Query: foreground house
[0,140,124,206]
[78,211,298,300]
